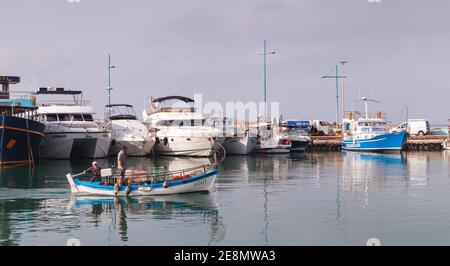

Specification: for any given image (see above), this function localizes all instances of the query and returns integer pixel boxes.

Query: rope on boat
[26,118,35,167]
[212,141,226,163]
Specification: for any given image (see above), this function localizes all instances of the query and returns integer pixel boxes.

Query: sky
[0,0,449,124]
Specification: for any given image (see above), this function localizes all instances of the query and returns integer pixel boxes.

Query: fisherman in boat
[83,161,102,182]
[117,146,128,186]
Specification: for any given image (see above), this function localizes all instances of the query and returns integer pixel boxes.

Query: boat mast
[260,40,275,122]
[107,54,115,106]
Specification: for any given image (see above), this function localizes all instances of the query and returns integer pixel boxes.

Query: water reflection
[0,197,79,246]
[0,157,213,189]
[70,193,225,245]
[341,152,407,193]
[2,152,450,245]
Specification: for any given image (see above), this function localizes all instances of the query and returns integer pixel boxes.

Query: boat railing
[6,91,36,100]
[343,111,388,120]
[45,120,102,132]
[98,163,216,185]
[38,100,90,106]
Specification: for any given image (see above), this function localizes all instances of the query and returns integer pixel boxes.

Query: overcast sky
[1,0,449,124]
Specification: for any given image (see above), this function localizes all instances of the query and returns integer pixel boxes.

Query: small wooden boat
[66,164,218,196]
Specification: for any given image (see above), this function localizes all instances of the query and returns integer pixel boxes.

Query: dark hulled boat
[0,76,45,166]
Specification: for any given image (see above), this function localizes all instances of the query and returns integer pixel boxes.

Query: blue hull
[0,115,46,165]
[75,168,219,192]
[341,131,407,152]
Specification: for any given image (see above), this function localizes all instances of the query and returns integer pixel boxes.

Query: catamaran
[36,87,111,159]
[342,97,407,152]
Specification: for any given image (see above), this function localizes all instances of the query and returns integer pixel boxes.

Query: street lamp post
[260,40,276,121]
[340,61,348,125]
[107,54,116,106]
[322,65,347,126]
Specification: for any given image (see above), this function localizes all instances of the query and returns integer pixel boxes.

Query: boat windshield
[105,105,137,120]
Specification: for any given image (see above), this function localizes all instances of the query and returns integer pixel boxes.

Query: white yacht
[217,118,258,155]
[36,87,111,159]
[104,104,155,156]
[279,120,312,152]
[253,122,291,154]
[142,96,221,157]
[223,134,258,155]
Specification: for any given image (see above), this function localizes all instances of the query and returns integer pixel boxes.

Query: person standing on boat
[84,161,102,182]
[117,146,128,185]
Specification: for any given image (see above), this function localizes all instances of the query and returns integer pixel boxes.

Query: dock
[306,135,446,152]
[403,135,446,151]
[307,136,342,152]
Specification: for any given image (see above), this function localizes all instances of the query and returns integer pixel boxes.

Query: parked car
[282,120,331,136]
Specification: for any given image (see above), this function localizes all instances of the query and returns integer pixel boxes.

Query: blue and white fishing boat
[66,164,218,196]
[341,97,407,152]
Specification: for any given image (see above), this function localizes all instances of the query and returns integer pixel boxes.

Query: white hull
[290,147,307,152]
[154,136,214,157]
[254,148,291,154]
[109,139,155,156]
[107,116,155,156]
[222,136,258,155]
[254,143,291,154]
[41,131,111,159]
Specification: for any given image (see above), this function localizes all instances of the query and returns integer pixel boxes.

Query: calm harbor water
[1,152,450,246]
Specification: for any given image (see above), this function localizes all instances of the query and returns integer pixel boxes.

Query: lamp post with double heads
[322,65,347,126]
[260,40,276,122]
[340,61,348,126]
[107,54,116,106]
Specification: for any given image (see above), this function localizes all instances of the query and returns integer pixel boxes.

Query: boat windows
[58,114,71,121]
[156,120,173,126]
[179,119,207,126]
[46,114,58,122]
[83,114,94,121]
[358,122,387,127]
[156,119,207,127]
[73,114,84,121]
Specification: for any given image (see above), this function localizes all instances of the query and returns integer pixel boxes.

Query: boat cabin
[0,76,39,120]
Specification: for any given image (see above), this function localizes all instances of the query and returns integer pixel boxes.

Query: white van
[398,119,430,136]
[311,120,330,136]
